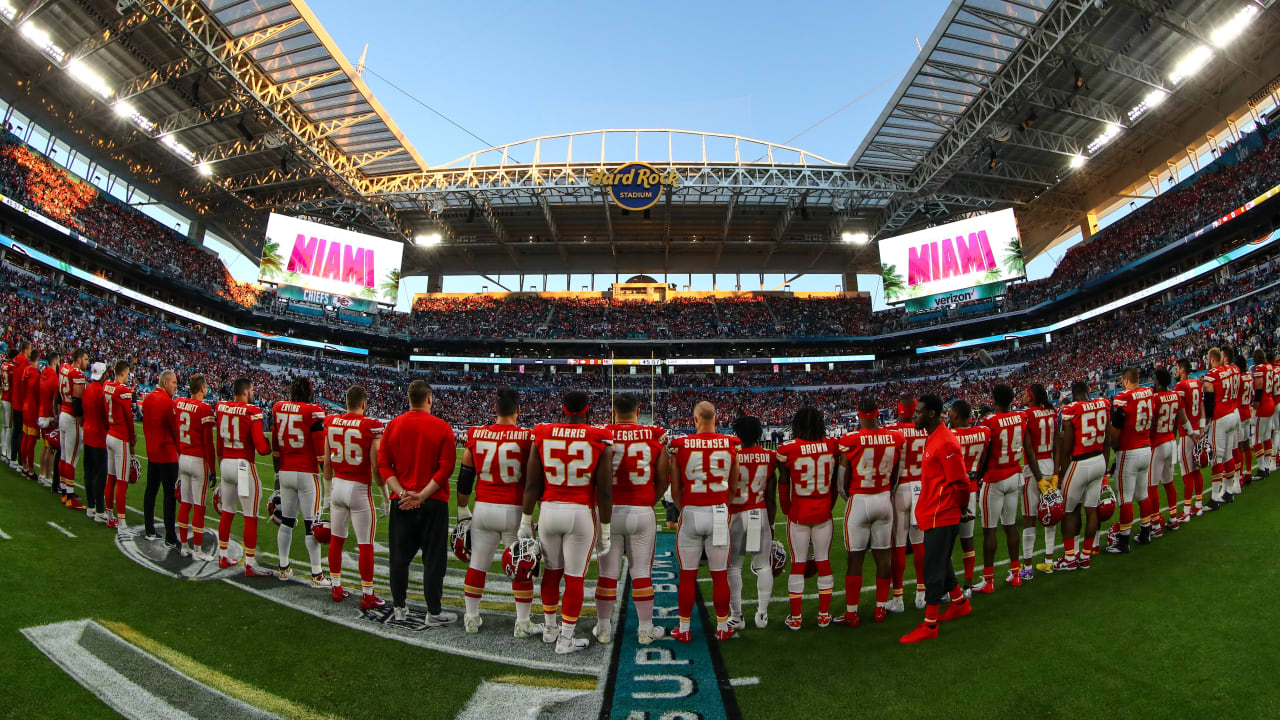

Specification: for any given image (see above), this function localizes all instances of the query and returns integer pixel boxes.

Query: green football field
[2,426,1279,719]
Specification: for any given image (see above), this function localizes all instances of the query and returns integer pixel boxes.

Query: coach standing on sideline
[377,381,458,625]
[9,341,30,465]
[900,394,974,644]
[82,363,109,521]
[142,370,180,548]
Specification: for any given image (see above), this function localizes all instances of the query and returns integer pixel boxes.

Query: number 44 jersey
[531,423,614,506]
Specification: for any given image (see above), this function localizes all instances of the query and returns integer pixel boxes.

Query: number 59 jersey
[324,413,384,484]
[465,424,534,506]
[1060,397,1110,456]
[776,438,840,524]
[531,423,613,506]
[604,423,668,507]
[670,432,740,508]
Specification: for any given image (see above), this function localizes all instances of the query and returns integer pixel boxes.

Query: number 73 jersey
[670,432,740,508]
[531,423,614,506]
[466,424,534,506]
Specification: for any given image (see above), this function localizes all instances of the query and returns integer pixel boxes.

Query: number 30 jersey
[671,432,740,508]
[466,424,534,506]
[531,423,613,506]
[776,437,840,524]
[604,423,668,508]
[324,413,384,484]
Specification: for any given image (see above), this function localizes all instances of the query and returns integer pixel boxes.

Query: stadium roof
[0,0,1278,278]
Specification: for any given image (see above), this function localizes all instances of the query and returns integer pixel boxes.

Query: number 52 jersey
[531,423,613,506]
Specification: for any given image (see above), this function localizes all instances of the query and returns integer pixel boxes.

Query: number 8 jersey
[531,423,613,506]
[466,424,534,506]
[671,432,740,507]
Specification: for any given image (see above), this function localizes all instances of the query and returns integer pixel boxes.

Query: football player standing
[1173,359,1205,519]
[727,415,777,631]
[520,390,614,654]
[1107,367,1155,551]
[103,360,137,534]
[36,350,59,488]
[884,395,929,610]
[1019,384,1057,577]
[973,384,1026,592]
[1148,369,1186,534]
[323,385,385,606]
[1053,381,1110,570]
[1,347,14,465]
[776,407,840,630]
[174,374,216,560]
[1202,347,1239,510]
[55,348,88,509]
[1255,349,1276,477]
[668,401,738,642]
[949,400,989,593]
[837,397,902,626]
[271,377,329,585]
[215,376,274,576]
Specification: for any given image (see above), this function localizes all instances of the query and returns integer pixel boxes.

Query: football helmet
[1196,435,1212,468]
[47,430,59,446]
[1037,489,1065,527]
[267,492,282,526]
[451,518,472,563]
[311,522,331,544]
[1096,479,1117,521]
[804,550,818,578]
[503,537,541,582]
[770,540,788,577]
[128,457,141,484]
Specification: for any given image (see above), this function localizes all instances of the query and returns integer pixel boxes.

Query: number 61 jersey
[531,423,613,506]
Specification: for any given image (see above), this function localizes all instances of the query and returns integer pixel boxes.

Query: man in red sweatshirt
[142,370,180,547]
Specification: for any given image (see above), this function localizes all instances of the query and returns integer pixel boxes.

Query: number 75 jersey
[531,423,614,506]
[466,424,534,506]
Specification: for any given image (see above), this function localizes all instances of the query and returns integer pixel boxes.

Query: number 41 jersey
[531,423,613,506]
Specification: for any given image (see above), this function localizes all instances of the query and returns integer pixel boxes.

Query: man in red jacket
[901,394,975,644]
[81,363,110,521]
[142,370,180,547]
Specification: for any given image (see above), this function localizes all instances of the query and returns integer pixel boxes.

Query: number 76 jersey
[466,424,534,506]
[531,423,614,506]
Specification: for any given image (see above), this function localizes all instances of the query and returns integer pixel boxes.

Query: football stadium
[3,0,1280,717]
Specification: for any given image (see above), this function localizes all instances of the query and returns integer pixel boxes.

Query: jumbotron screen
[259,213,404,303]
[877,208,1025,305]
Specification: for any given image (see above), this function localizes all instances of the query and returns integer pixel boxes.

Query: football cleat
[244,564,274,579]
[1135,526,1153,545]
[637,625,666,645]
[1020,566,1034,582]
[64,495,85,510]
[95,512,110,523]
[1167,515,1181,531]
[972,579,995,594]
[1052,556,1077,572]
[962,584,973,599]
[592,621,611,644]
[785,615,803,631]
[672,628,692,644]
[105,517,118,529]
[873,606,887,623]
[464,614,483,634]
[1007,570,1023,587]
[513,620,541,639]
[939,600,971,622]
[332,586,352,603]
[310,572,332,588]
[886,596,906,613]
[192,547,216,562]
[218,555,240,569]
[1204,498,1220,512]
[715,627,735,641]
[844,611,861,628]
[726,615,744,631]
[899,622,939,644]
[85,506,96,519]
[817,613,833,629]
[427,611,458,626]
[277,565,294,582]
[393,607,408,622]
[914,590,926,609]
[180,544,191,558]
[753,611,769,630]
[1035,560,1055,574]
[555,636,589,655]
[1223,492,1235,504]
[542,623,559,644]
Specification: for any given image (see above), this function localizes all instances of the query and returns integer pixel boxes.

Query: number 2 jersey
[174,397,216,465]
[605,422,667,508]
[775,438,840,524]
[272,401,328,474]
[671,432,739,508]
[465,424,534,506]
[531,423,613,506]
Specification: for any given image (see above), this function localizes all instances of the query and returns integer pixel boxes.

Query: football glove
[518,513,534,541]
[456,505,471,522]
[37,416,54,430]
[1037,479,1051,495]
[1050,473,1059,490]
[597,522,612,557]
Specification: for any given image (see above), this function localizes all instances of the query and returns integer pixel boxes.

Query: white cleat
[393,607,408,622]
[754,611,769,629]
[555,636,589,655]
[85,507,96,519]
[637,624,666,645]
[592,621,612,644]
[914,591,926,609]
[513,620,541,639]
[180,545,191,558]
[726,615,744,631]
[277,566,294,582]
[310,572,333,588]
[95,512,110,524]
[191,547,216,562]
[464,614,483,634]
[542,623,560,644]
[886,597,905,613]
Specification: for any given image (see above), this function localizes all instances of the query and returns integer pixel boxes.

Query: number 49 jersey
[671,432,740,508]
[532,423,613,506]
[605,423,668,508]
[465,424,534,506]
[324,413,384,484]
[776,438,840,524]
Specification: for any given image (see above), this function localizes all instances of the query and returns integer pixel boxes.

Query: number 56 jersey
[531,423,613,506]
[324,413,384,484]
[466,424,534,506]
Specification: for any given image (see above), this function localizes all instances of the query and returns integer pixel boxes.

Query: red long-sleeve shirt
[142,387,179,464]
[82,380,108,449]
[915,423,970,531]
[377,410,456,502]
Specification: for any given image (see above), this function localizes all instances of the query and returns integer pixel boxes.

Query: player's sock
[845,574,862,615]
[1063,535,1077,562]
[632,577,654,628]
[1010,559,1021,577]
[463,567,486,618]
[1163,483,1179,519]
[1245,448,1254,475]
[983,566,994,585]
[962,549,975,585]
[561,574,585,640]
[1021,528,1036,564]
[328,535,345,585]
[787,567,805,617]
[357,543,374,595]
[948,585,965,603]
[875,576,889,607]
[891,545,907,597]
[276,522,293,569]
[114,480,128,521]
[727,565,743,619]
[595,576,618,624]
[924,604,939,629]
[816,562,833,617]
[1043,525,1057,560]
[304,530,322,574]
[711,569,730,628]
[177,502,190,544]
[678,568,697,633]
[243,516,259,566]
[753,565,774,611]
[542,568,564,628]
[191,505,206,547]
[105,475,116,513]
[513,580,534,624]
[911,543,925,593]
[1119,502,1134,535]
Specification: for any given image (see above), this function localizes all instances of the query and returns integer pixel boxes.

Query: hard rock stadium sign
[589,161,681,211]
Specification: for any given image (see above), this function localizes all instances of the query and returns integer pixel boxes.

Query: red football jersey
[8,355,28,407]
[82,380,108,448]
[884,421,927,482]
[0,360,11,403]
[324,413,384,484]
[1112,387,1154,451]
[605,423,667,508]
[272,401,327,473]
[776,438,840,524]
[38,366,58,420]
[732,446,776,513]
[1269,364,1280,405]
[102,380,135,442]
[1150,390,1180,446]
[1060,398,1109,456]
[532,423,613,506]
[671,432,739,508]
[838,429,903,495]
[1227,365,1245,413]
[174,397,216,462]
[57,364,85,416]
[1023,407,1056,460]
[466,424,533,506]
[953,425,990,491]
[21,364,38,418]
[981,412,1026,482]
[1253,363,1275,416]
[1203,365,1237,419]
[1173,378,1203,433]
[215,401,271,461]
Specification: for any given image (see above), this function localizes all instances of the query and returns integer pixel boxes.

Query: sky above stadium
[208,0,1077,308]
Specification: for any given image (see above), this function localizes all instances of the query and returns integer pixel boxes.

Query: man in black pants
[81,362,109,520]
[901,394,974,644]
[141,370,180,547]
[377,381,458,625]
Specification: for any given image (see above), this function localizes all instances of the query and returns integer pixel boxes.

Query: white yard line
[0,527,10,540]
[47,521,77,538]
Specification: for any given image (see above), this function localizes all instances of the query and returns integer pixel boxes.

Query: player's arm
[1108,405,1125,451]
[1022,419,1043,481]
[669,448,684,510]
[764,464,778,526]
[975,433,992,480]
[777,462,792,517]
[271,417,283,466]
[202,415,217,477]
[653,446,671,501]
[369,438,384,487]
[521,446,544,516]
[72,379,84,427]
[1255,369,1266,410]
[456,447,476,518]
[594,445,614,524]
[837,452,851,500]
[1203,379,1216,418]
[1055,417,1074,478]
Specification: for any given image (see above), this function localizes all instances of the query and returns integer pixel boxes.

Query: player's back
[776,437,839,522]
[981,411,1026,481]
[466,423,533,505]
[38,366,58,417]
[953,426,990,476]
[1062,398,1109,455]
[102,380,133,438]
[324,413,383,484]
[216,401,267,460]
[174,397,213,458]
[1113,387,1154,450]
[1173,378,1203,432]
[0,360,11,401]
[57,364,83,415]
[884,421,927,482]
[605,422,667,507]
[1151,390,1180,445]
[672,432,739,507]
[838,429,903,494]
[1023,407,1056,459]
[732,445,775,512]
[273,400,326,473]
[532,422,613,506]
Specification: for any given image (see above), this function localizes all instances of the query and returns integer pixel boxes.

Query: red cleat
[972,579,995,594]
[106,518,119,529]
[360,593,386,610]
[671,628,692,643]
[873,606,887,623]
[715,627,735,641]
[845,611,861,628]
[1008,570,1023,588]
[244,564,274,579]
[939,599,971,622]
[332,586,352,603]
[899,622,939,644]
[64,495,85,510]
[218,555,240,569]
[1077,555,1091,569]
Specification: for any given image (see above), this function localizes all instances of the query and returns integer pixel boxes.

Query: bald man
[142,370,181,547]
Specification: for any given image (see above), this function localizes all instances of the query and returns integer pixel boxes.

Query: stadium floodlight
[413,232,442,246]
[1169,45,1213,84]
[67,58,112,99]
[1211,5,1259,48]
[1070,155,1086,169]
[0,1,17,21]
[196,163,212,177]
[19,22,64,62]
[841,231,870,245]
[112,100,135,119]
[1087,124,1121,154]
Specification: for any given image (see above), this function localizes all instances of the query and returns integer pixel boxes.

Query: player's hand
[1037,479,1050,495]
[398,493,422,511]
[518,513,534,541]
[456,505,471,522]
[1050,474,1059,490]
[597,523,612,556]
